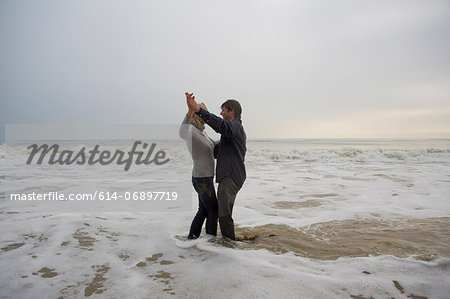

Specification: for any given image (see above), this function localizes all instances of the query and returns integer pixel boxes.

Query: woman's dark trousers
[188,177,218,239]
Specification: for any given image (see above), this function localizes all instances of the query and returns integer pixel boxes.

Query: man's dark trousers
[217,176,240,240]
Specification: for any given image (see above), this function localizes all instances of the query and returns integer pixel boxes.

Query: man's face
[220,107,234,120]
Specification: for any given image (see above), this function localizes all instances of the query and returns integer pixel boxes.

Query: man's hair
[221,99,242,120]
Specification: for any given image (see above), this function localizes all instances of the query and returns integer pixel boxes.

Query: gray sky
[1,0,449,140]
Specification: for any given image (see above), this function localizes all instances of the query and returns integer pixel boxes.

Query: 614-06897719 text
[9,191,178,201]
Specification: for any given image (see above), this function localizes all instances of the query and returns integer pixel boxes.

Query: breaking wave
[1,140,450,164]
[246,148,450,163]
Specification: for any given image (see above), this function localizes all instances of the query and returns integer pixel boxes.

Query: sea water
[1,138,449,298]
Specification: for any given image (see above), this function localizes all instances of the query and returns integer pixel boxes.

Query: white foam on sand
[0,214,450,298]
[1,211,449,298]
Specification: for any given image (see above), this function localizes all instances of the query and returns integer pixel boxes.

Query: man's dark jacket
[197,108,246,188]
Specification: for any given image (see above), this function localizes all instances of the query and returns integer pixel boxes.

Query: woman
[179,97,218,239]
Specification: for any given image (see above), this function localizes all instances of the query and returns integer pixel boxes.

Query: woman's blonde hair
[191,103,207,129]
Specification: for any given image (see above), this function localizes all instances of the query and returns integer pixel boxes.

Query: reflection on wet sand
[235,217,450,261]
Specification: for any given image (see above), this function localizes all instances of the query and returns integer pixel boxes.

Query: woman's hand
[185,92,200,113]
[185,92,195,117]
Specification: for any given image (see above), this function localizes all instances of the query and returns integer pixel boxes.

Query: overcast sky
[1,0,449,140]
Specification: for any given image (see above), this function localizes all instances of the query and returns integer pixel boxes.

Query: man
[186,92,246,240]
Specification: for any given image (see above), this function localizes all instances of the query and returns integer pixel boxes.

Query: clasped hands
[185,92,200,117]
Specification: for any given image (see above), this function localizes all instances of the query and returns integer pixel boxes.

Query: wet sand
[1,214,448,298]
[272,199,333,209]
[235,217,450,261]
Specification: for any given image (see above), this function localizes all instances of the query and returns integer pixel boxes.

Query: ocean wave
[246,148,450,163]
[0,143,191,162]
[1,143,450,164]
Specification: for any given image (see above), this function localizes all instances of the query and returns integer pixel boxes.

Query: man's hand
[185,92,200,113]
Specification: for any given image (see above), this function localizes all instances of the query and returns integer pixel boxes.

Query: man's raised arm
[197,108,238,137]
[185,92,238,137]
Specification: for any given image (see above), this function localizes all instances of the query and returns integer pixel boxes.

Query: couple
[179,92,246,241]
